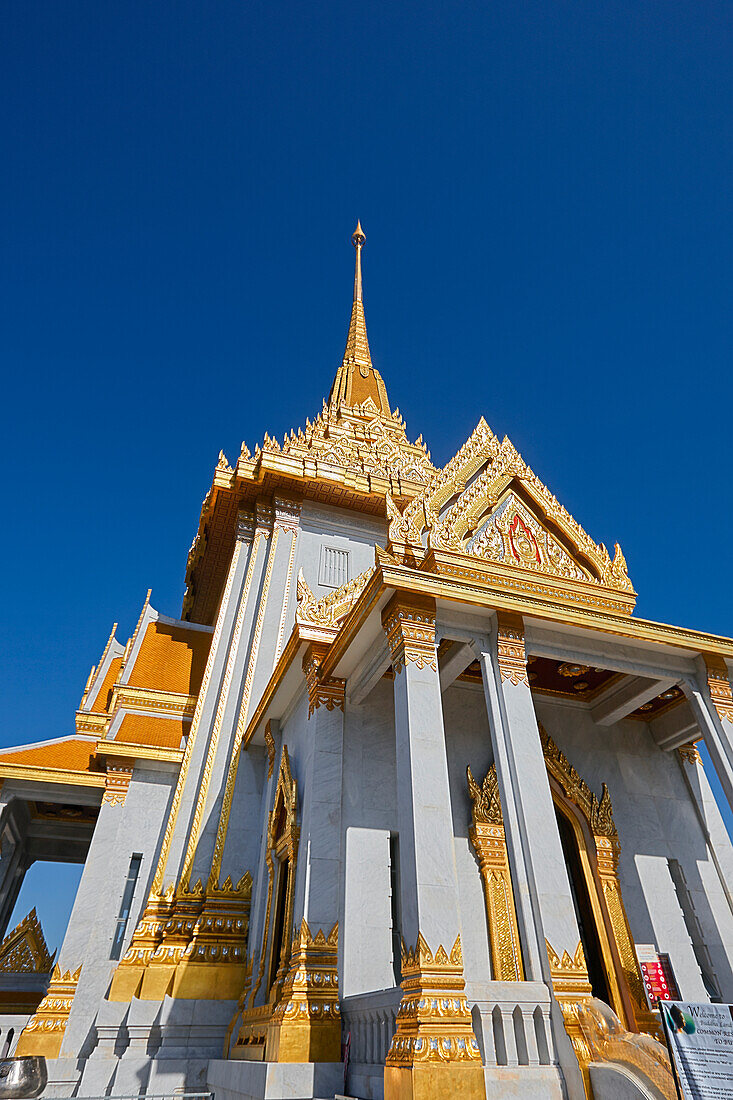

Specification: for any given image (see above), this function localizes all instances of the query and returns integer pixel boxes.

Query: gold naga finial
[328,222,391,415]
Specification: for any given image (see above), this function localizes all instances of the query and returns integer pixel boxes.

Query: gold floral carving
[545,937,595,1079]
[397,417,500,549]
[264,720,276,779]
[0,909,54,974]
[705,656,733,724]
[466,766,524,981]
[381,596,437,674]
[496,612,529,686]
[385,933,485,1099]
[387,420,635,621]
[540,725,617,839]
[16,963,82,1058]
[472,494,591,583]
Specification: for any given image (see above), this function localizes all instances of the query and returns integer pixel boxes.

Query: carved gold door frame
[540,725,659,1039]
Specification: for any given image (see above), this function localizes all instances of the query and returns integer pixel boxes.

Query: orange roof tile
[0,738,100,774]
[116,713,189,750]
[88,656,123,714]
[126,622,210,696]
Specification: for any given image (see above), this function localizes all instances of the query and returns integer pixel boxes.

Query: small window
[110,854,142,960]
[319,546,349,588]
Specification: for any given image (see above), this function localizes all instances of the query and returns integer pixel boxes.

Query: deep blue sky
[2,1,732,949]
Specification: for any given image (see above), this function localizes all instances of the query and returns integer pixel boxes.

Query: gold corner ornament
[466,765,524,982]
[677,742,702,765]
[16,963,83,1058]
[103,765,133,805]
[381,595,438,674]
[385,933,486,1100]
[296,566,375,630]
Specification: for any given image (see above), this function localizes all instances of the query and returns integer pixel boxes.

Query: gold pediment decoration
[0,909,54,974]
[540,723,617,841]
[386,418,635,614]
[295,566,375,629]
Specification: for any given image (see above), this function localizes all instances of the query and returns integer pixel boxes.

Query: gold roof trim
[295,566,376,629]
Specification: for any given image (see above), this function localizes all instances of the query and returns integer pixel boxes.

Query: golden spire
[328,223,391,415]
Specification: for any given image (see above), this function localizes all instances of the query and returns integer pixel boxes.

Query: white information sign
[661,1001,733,1099]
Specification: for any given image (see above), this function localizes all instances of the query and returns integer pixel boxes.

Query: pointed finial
[351,221,365,303]
[326,223,391,416]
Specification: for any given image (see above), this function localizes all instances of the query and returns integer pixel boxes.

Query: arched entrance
[540,724,659,1038]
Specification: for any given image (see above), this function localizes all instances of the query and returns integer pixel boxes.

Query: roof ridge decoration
[0,908,55,973]
[385,418,636,615]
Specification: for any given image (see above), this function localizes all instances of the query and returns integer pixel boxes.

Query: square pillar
[473,612,588,1100]
[264,645,344,1064]
[381,594,485,1100]
[682,656,733,808]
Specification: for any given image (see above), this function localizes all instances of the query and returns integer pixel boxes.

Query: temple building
[3,225,733,1100]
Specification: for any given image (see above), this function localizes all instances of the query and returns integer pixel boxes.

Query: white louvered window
[319,546,349,588]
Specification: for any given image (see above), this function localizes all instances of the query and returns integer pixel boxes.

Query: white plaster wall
[295,501,386,603]
[341,680,397,996]
[59,766,177,1061]
[442,682,495,987]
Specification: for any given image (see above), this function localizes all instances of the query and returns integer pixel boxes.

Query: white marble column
[473,611,586,1100]
[295,646,345,936]
[382,596,463,951]
[381,594,485,1100]
[682,657,733,810]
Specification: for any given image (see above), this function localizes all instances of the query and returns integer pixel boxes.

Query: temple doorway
[555,804,611,1005]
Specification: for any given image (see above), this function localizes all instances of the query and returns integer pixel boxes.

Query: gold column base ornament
[109,874,252,1002]
[108,888,177,1001]
[384,934,486,1100]
[232,921,340,1063]
[15,964,82,1058]
[266,920,340,1063]
[546,939,594,1096]
[466,764,524,982]
[170,873,252,1001]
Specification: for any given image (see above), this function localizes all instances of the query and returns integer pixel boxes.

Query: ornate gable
[0,909,54,973]
[386,419,636,615]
